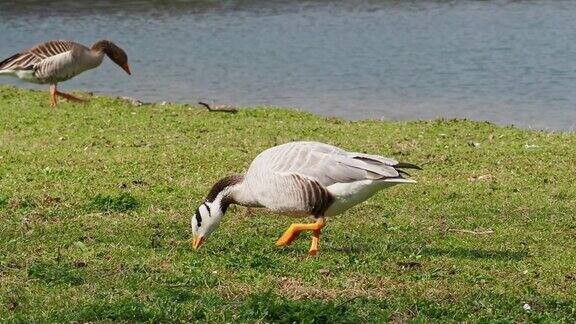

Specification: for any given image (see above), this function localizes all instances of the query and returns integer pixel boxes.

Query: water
[1,0,575,131]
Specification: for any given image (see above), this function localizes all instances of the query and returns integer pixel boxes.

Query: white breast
[323,180,396,217]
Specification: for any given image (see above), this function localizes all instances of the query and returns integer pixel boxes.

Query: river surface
[1,0,575,131]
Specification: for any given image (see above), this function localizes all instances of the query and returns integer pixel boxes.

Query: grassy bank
[0,86,575,322]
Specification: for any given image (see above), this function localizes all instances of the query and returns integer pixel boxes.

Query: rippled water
[1,0,575,131]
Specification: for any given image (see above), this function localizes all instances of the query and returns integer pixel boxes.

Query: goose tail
[383,177,417,184]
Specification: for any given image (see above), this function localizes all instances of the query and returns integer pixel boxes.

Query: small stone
[477,174,493,181]
[523,303,531,311]
[74,261,87,268]
[469,174,493,182]
[120,96,146,107]
[467,141,480,147]
[319,269,331,276]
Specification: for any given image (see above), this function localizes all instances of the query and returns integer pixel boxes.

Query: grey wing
[250,141,402,187]
[0,40,75,72]
[33,51,78,81]
[244,142,406,213]
[0,51,40,71]
[247,172,333,215]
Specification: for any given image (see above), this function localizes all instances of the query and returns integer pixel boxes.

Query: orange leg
[55,90,87,103]
[276,217,326,255]
[49,84,57,108]
[309,229,321,256]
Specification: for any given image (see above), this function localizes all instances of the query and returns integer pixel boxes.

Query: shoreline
[1,85,570,134]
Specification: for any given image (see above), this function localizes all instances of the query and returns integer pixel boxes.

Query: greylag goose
[192,141,420,255]
[0,40,130,107]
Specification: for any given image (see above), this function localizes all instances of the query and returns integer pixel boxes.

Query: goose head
[191,200,224,249]
[92,40,131,75]
[191,174,244,250]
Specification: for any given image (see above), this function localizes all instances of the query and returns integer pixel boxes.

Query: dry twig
[448,228,494,235]
[198,101,238,113]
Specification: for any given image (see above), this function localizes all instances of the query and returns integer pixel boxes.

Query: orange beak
[192,235,205,250]
[122,63,131,75]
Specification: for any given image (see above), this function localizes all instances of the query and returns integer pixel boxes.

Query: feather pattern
[0,40,104,83]
[235,141,418,216]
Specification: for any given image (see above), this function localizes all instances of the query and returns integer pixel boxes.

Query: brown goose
[0,40,130,107]
[191,141,420,255]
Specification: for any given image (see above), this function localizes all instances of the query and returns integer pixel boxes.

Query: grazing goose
[0,40,130,107]
[192,141,420,255]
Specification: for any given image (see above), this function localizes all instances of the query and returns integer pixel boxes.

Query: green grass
[0,86,575,322]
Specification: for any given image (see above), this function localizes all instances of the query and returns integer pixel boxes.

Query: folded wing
[0,40,74,72]
[245,142,418,212]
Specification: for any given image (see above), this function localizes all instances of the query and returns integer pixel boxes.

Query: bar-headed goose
[0,40,130,107]
[192,141,420,255]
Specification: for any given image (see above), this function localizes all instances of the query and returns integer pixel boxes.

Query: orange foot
[275,225,303,246]
[275,218,326,256]
[56,90,87,103]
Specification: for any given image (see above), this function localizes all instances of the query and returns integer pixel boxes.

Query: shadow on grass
[422,247,528,261]
[56,291,365,322]
[238,291,363,323]
[225,253,281,270]
[328,245,372,254]
[27,262,84,285]
[275,244,373,256]
[85,192,139,213]
[64,298,203,322]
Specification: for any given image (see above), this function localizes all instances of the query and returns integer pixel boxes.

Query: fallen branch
[448,228,494,235]
[198,101,238,113]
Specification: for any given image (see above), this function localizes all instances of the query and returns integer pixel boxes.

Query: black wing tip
[395,162,422,170]
[397,169,412,177]
[0,53,21,69]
